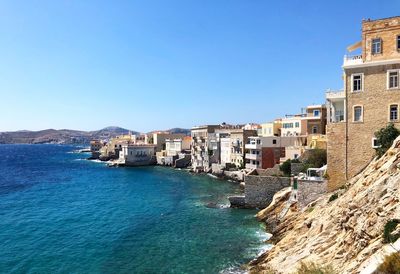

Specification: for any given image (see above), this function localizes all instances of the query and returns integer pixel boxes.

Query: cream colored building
[153,132,187,152]
[259,119,282,137]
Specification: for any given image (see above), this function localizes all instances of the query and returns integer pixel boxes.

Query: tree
[302,149,327,168]
[374,123,400,158]
[280,159,291,176]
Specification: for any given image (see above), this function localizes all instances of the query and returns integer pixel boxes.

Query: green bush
[383,219,400,243]
[328,193,338,202]
[302,149,327,168]
[280,159,291,176]
[375,252,400,274]
[296,262,336,274]
[374,123,400,158]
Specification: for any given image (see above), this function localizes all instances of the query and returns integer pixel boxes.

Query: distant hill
[147,128,191,135]
[0,126,190,145]
[0,127,139,145]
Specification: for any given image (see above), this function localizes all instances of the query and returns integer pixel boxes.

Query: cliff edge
[249,137,400,273]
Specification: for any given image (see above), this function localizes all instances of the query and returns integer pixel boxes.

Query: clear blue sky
[1,1,399,132]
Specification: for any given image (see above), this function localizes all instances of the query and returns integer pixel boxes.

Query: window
[312,126,318,134]
[352,74,363,92]
[372,38,382,54]
[256,139,261,145]
[390,104,398,121]
[372,137,381,148]
[354,106,363,122]
[388,70,399,89]
[313,110,320,117]
[295,122,300,128]
[397,35,400,51]
[272,139,277,145]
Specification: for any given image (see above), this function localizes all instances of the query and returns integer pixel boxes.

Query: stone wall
[326,122,347,191]
[244,175,290,208]
[175,154,191,168]
[296,179,327,208]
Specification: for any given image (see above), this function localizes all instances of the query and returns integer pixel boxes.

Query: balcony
[343,54,363,67]
[245,143,261,150]
[245,163,259,170]
[245,153,261,160]
[326,89,345,100]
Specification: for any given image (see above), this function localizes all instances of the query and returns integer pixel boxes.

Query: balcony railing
[326,89,345,100]
[245,153,261,160]
[343,54,363,66]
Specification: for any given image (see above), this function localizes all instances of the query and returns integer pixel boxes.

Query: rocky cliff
[249,137,400,273]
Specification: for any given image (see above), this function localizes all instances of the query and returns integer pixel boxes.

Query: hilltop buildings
[327,16,400,190]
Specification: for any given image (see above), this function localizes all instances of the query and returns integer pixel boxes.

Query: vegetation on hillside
[374,124,400,158]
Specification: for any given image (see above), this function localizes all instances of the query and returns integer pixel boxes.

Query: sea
[0,144,270,274]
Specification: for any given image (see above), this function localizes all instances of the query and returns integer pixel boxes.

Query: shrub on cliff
[374,252,400,274]
[374,123,400,158]
[296,262,336,274]
[383,219,400,243]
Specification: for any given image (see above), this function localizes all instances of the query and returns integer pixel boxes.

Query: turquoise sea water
[0,145,269,273]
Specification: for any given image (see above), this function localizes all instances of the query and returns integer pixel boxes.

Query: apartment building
[281,114,307,136]
[165,137,191,157]
[230,129,258,167]
[152,132,187,152]
[191,125,221,172]
[327,16,400,190]
[244,136,306,169]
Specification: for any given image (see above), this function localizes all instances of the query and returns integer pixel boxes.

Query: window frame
[389,104,399,122]
[372,137,381,148]
[397,35,400,51]
[353,105,363,123]
[351,73,364,92]
[371,38,382,55]
[387,69,400,90]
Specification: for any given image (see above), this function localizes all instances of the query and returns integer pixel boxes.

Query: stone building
[326,16,400,190]
[304,105,327,135]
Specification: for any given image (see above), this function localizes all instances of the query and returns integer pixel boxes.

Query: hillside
[249,137,400,273]
[0,126,190,145]
[0,127,137,145]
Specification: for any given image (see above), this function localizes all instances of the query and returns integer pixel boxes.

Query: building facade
[245,136,306,169]
[327,16,400,190]
[191,125,221,172]
[259,119,282,137]
[152,132,187,152]
[119,144,156,166]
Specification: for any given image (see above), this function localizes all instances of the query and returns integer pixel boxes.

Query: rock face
[249,137,400,273]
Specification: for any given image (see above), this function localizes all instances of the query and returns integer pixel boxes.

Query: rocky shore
[246,137,400,273]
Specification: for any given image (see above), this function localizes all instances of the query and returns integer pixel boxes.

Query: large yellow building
[326,16,400,190]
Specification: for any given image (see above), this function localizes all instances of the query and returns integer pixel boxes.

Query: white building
[119,144,156,166]
[280,115,307,136]
[165,137,191,157]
